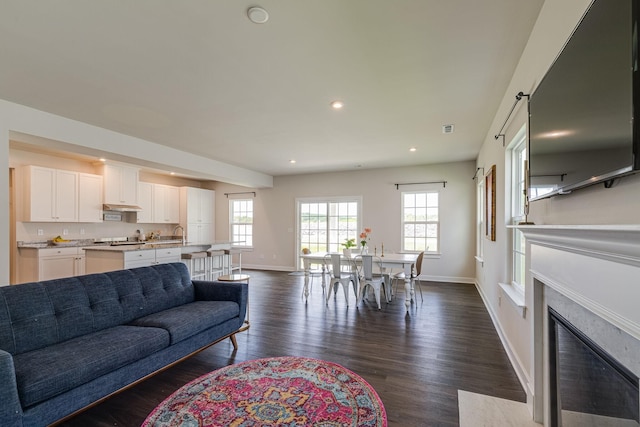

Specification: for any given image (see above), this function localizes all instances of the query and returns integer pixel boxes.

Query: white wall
[214,161,477,282]
[474,0,640,409]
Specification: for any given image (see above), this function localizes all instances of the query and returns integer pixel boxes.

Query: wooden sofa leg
[230,334,238,350]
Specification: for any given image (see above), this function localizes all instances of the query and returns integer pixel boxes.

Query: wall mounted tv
[528,0,640,201]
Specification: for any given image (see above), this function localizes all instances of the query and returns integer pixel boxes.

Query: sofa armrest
[192,280,248,323]
[0,350,23,426]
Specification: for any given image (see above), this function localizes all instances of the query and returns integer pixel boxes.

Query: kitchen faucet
[173,225,185,245]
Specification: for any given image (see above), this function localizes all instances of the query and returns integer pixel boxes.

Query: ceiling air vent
[442,124,455,134]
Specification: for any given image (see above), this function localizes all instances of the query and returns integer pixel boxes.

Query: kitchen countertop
[19,241,233,252]
[84,242,188,252]
[84,241,233,252]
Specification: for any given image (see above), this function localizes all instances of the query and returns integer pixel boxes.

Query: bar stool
[218,273,251,332]
[223,249,243,274]
[181,252,208,280]
[207,249,226,280]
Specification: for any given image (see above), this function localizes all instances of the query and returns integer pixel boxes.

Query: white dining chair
[304,261,326,296]
[324,253,357,306]
[393,251,425,301]
[354,254,388,309]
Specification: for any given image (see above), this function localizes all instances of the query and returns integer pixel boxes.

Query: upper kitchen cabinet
[78,173,103,222]
[137,182,180,224]
[180,187,215,223]
[180,187,215,244]
[22,165,78,222]
[137,182,153,223]
[153,184,180,223]
[101,163,139,205]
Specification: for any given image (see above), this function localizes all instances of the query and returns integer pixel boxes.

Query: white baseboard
[241,263,296,272]
[473,280,533,410]
[420,275,475,284]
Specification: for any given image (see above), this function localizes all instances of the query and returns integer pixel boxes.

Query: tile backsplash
[17,221,177,244]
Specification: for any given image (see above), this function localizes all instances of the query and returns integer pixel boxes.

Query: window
[401,191,439,253]
[509,127,527,290]
[230,199,253,247]
[297,198,361,264]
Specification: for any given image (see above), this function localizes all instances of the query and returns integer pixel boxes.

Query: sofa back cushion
[0,262,194,355]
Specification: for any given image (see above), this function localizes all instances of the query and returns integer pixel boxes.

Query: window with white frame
[230,199,253,247]
[401,191,439,253]
[297,197,360,260]
[510,128,527,290]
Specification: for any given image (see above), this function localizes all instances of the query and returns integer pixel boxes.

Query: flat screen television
[528,0,640,201]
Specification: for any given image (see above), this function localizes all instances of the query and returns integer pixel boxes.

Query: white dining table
[300,252,419,312]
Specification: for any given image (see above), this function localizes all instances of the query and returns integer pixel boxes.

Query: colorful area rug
[142,356,387,426]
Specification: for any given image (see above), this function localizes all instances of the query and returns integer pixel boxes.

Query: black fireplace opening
[548,308,639,426]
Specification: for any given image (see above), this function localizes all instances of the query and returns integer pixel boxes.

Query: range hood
[102,203,142,212]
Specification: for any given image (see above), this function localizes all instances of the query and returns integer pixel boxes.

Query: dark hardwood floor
[59,270,525,427]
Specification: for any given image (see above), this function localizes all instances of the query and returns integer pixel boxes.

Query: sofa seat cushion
[129,301,239,345]
[13,325,170,408]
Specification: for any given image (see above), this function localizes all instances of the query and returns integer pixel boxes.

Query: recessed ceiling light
[98,158,106,162]
[330,100,344,110]
[170,172,176,175]
[289,159,296,164]
[409,147,417,152]
[247,7,269,24]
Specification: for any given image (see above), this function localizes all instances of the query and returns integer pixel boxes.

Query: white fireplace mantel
[518,224,640,340]
[515,224,640,266]
[515,224,640,425]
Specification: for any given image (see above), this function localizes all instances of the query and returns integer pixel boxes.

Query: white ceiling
[0,0,544,177]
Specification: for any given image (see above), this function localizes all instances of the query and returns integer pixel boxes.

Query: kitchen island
[84,241,232,274]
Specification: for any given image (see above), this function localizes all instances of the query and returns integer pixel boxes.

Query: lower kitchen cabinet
[85,247,182,273]
[123,249,157,269]
[155,247,182,265]
[17,247,85,283]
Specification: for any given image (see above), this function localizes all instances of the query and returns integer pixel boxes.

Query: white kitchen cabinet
[185,223,213,245]
[137,182,179,223]
[101,163,139,205]
[78,173,103,222]
[154,247,181,264]
[153,184,180,223]
[180,187,215,243]
[123,249,156,269]
[23,165,79,222]
[85,247,183,273]
[137,182,154,223]
[40,248,85,280]
[181,187,214,223]
[17,246,85,283]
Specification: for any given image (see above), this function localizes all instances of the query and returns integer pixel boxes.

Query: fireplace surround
[517,225,640,426]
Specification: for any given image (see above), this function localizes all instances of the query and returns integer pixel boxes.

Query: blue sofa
[0,262,248,427]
